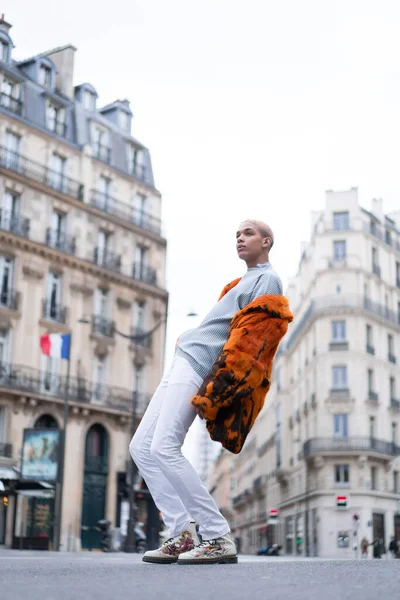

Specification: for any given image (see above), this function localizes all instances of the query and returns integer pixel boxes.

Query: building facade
[209,188,400,558]
[0,18,168,550]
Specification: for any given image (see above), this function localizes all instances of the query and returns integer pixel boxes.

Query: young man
[129,220,292,565]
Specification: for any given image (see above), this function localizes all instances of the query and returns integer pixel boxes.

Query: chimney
[45,45,77,98]
[371,198,384,223]
[0,14,12,34]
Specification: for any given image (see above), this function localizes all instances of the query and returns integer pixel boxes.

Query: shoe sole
[177,555,238,565]
[142,556,178,564]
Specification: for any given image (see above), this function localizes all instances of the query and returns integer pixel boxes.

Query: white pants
[129,354,230,539]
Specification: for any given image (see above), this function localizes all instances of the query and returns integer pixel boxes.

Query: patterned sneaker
[142,522,199,564]
[177,532,238,565]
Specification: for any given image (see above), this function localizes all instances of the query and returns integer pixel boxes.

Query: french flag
[40,333,71,360]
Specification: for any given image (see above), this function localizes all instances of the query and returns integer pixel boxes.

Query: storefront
[12,484,55,550]
[0,465,19,546]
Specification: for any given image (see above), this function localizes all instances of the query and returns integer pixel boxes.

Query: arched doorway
[81,424,108,550]
[34,414,58,429]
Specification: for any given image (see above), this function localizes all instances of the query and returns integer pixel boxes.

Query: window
[0,40,9,62]
[133,364,147,411]
[39,65,52,88]
[96,176,111,210]
[49,210,66,248]
[135,246,148,277]
[370,466,377,490]
[127,144,144,176]
[396,262,400,287]
[394,471,399,494]
[0,256,13,308]
[42,355,60,393]
[1,77,20,111]
[94,288,109,319]
[276,404,282,468]
[335,464,349,484]
[333,212,349,231]
[366,324,373,350]
[331,320,346,341]
[0,405,7,443]
[385,229,392,245]
[0,330,10,364]
[50,153,66,192]
[368,369,374,393]
[388,334,394,359]
[332,365,347,389]
[390,377,396,400]
[369,416,375,439]
[46,103,65,136]
[333,240,346,261]
[133,193,148,226]
[372,247,380,276]
[133,300,146,332]
[96,231,109,265]
[4,130,21,168]
[92,126,110,161]
[334,414,348,438]
[45,272,62,320]
[93,356,108,400]
[83,90,95,110]
[392,422,397,445]
[1,190,20,232]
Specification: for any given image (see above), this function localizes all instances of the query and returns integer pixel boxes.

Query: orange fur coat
[191,278,293,454]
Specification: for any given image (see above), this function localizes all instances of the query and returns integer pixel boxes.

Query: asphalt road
[0,551,398,600]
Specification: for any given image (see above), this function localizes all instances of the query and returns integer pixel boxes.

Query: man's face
[236,222,270,262]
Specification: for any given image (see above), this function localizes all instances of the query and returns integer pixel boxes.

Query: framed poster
[20,429,60,482]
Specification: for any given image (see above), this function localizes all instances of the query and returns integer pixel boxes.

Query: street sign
[269,509,279,517]
[336,495,349,509]
[268,508,280,525]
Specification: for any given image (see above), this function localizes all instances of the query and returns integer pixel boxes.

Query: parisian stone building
[209,188,400,558]
[0,17,168,550]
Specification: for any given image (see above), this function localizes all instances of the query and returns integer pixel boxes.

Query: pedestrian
[129,220,293,565]
[389,536,398,558]
[360,537,369,558]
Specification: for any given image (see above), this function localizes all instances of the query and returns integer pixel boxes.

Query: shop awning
[0,466,19,480]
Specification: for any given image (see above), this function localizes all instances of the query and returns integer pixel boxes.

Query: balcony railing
[304,437,400,459]
[0,147,84,201]
[0,93,22,115]
[0,442,12,457]
[329,387,350,398]
[0,209,30,238]
[90,190,162,236]
[45,228,76,255]
[42,299,67,324]
[0,361,139,414]
[0,289,19,311]
[92,315,115,338]
[130,327,152,349]
[132,263,157,286]
[372,263,381,278]
[93,143,111,164]
[94,248,122,272]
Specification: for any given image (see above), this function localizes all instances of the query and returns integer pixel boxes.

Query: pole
[124,374,138,553]
[54,332,71,552]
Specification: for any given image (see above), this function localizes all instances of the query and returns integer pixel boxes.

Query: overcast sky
[4,0,400,464]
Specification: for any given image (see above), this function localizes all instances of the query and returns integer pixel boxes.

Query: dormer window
[91,124,111,163]
[0,40,9,62]
[119,111,130,131]
[1,77,21,115]
[46,102,66,137]
[39,65,52,89]
[127,144,145,180]
[84,90,96,111]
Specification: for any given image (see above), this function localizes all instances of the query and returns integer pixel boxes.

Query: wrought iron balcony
[372,263,381,277]
[389,353,397,364]
[0,92,22,115]
[0,209,30,238]
[92,315,115,338]
[303,437,400,459]
[46,119,67,138]
[329,387,350,398]
[42,299,67,324]
[93,143,111,163]
[132,263,157,286]
[130,326,152,349]
[0,289,19,311]
[0,361,134,413]
[45,228,76,255]
[93,248,122,272]
[90,189,162,236]
[0,442,12,457]
[0,146,84,201]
